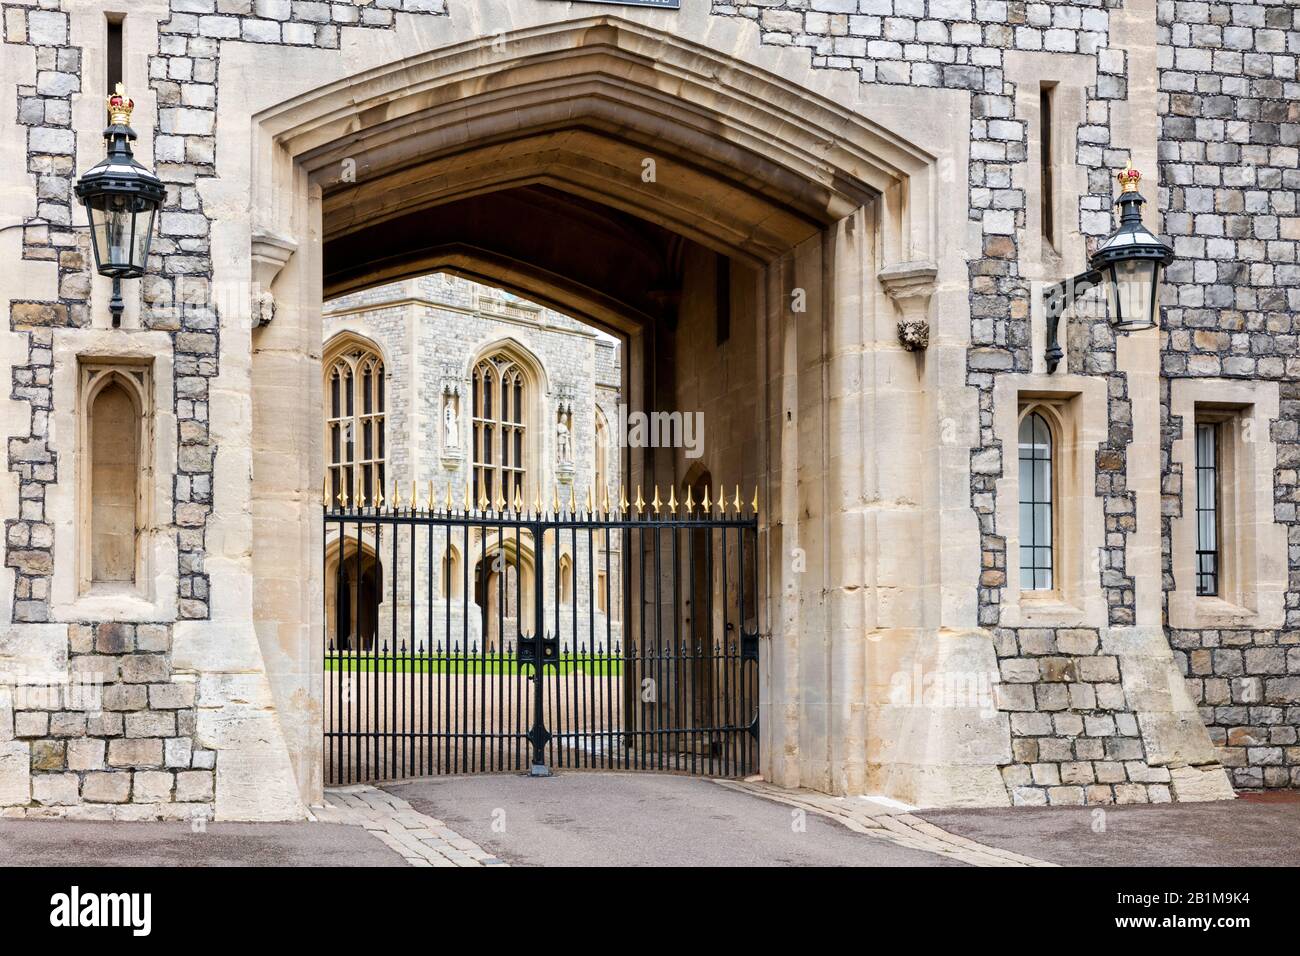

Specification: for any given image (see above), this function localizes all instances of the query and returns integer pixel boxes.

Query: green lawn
[325,653,623,676]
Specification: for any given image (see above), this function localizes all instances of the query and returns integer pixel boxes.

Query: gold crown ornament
[1117,163,1141,194]
[107,84,134,127]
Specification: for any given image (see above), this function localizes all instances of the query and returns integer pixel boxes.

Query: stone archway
[225,9,989,809]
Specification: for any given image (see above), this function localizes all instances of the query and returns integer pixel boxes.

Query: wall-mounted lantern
[74,86,165,327]
[1044,164,1174,373]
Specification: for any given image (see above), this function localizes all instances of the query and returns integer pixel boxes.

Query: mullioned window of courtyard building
[473,354,527,508]
[80,362,152,593]
[1017,407,1056,592]
[325,335,386,508]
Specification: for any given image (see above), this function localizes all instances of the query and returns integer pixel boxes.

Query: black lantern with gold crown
[74,85,165,325]
[1044,163,1174,372]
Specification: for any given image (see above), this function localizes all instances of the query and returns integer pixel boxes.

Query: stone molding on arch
[232,4,975,808]
[322,327,390,373]
[246,15,944,272]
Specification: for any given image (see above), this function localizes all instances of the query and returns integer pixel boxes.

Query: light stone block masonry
[0,0,1293,817]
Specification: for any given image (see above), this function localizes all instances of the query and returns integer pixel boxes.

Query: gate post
[525,518,553,776]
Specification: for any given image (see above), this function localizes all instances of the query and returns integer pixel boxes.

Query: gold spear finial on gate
[337,479,348,511]
[569,484,577,515]
[684,485,695,515]
[323,477,329,510]
[553,483,561,516]
[533,487,542,516]
[411,480,418,512]
[751,486,759,516]
[585,483,593,515]
[651,485,662,515]
[426,480,434,513]
[514,486,524,514]
[733,485,742,515]
[375,482,385,511]
[354,473,362,512]
[618,485,629,515]
[634,486,645,515]
[702,485,712,513]
[444,482,453,514]
[601,484,610,516]
[478,483,490,513]
[464,476,473,513]
[391,479,401,512]
[667,486,678,515]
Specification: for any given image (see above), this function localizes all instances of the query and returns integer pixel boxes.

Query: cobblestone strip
[315,785,506,868]
[714,779,1056,867]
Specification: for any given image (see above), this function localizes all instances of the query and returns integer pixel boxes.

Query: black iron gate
[323,484,760,784]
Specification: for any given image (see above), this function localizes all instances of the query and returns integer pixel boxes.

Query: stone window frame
[994,374,1109,628]
[49,334,175,623]
[1017,406,1058,593]
[472,355,527,509]
[1169,379,1284,629]
[466,338,548,509]
[323,331,388,509]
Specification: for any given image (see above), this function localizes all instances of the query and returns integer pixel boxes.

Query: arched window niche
[441,544,462,600]
[594,407,609,505]
[79,362,152,595]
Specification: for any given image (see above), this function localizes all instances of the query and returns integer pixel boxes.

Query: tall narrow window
[472,355,527,508]
[1018,411,1054,591]
[1040,82,1055,250]
[324,338,385,507]
[106,15,124,95]
[1195,422,1220,596]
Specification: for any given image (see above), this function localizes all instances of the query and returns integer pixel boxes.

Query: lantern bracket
[1043,268,1102,374]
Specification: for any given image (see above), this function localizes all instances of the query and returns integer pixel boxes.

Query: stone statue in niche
[556,414,572,465]
[443,396,459,451]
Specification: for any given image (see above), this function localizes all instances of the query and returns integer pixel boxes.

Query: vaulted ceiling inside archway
[323,184,688,334]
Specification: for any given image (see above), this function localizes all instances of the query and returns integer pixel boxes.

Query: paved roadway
[1,775,1296,867]
[387,771,965,866]
[918,792,1300,867]
[0,819,405,867]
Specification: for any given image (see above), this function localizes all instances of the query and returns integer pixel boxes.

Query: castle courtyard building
[0,0,1297,820]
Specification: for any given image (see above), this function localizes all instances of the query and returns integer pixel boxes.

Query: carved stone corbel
[878,260,938,351]
[250,231,297,327]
